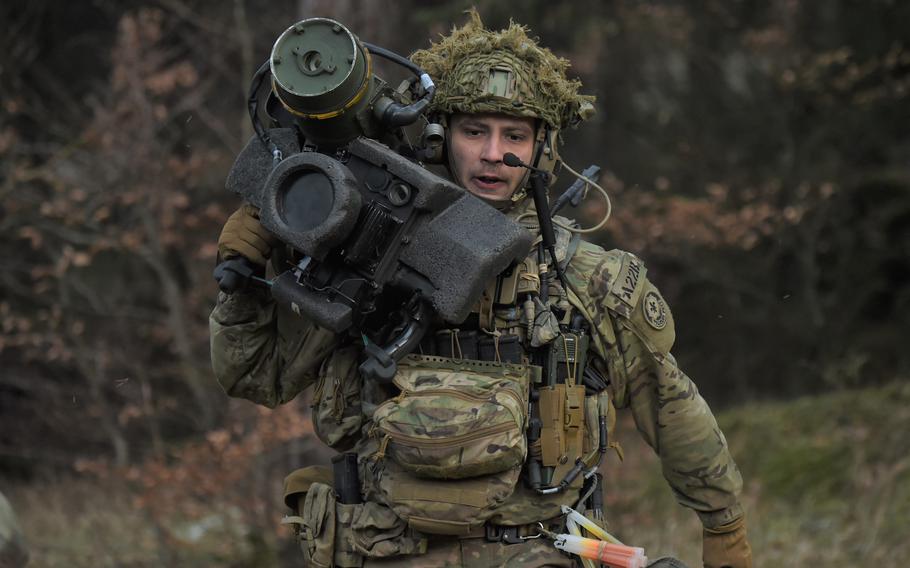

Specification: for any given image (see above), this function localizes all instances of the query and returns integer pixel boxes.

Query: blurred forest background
[1,0,909,566]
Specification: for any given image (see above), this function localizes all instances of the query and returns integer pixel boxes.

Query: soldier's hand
[218,203,280,267]
[703,515,752,568]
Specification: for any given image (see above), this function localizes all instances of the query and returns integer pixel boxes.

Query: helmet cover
[411,9,595,131]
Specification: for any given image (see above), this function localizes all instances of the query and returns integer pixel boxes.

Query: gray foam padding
[401,194,534,323]
[271,271,353,333]
[259,152,362,261]
[225,128,301,207]
[348,137,461,211]
[348,138,534,323]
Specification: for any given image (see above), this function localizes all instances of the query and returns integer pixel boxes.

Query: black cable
[362,42,436,127]
[362,42,425,78]
[248,59,283,164]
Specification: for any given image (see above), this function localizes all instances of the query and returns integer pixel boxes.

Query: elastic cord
[512,161,611,235]
[363,42,427,79]
[552,161,612,234]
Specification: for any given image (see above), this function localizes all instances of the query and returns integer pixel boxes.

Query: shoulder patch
[642,290,668,330]
[627,279,676,356]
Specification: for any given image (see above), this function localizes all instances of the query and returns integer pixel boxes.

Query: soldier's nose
[480,138,503,163]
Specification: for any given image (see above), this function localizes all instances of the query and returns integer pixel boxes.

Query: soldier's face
[449,113,536,201]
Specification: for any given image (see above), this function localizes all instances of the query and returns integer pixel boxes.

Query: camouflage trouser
[363,536,576,568]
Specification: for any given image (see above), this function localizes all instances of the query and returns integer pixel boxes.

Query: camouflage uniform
[211,223,743,562]
[211,10,746,567]
[562,240,743,529]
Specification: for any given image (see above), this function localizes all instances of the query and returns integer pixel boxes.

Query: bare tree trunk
[137,363,165,459]
[59,276,131,466]
[234,0,255,142]
[795,217,826,330]
[71,336,131,467]
[90,339,131,467]
[138,205,216,430]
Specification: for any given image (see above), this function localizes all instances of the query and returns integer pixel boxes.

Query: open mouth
[473,175,504,188]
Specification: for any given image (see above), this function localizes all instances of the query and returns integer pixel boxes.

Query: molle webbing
[418,329,524,364]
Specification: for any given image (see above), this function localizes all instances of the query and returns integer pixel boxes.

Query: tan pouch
[295,482,336,568]
[372,354,530,479]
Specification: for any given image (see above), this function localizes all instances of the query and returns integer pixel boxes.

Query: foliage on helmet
[411,9,595,131]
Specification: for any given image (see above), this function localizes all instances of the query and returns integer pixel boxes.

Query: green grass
[606,380,910,566]
[5,475,279,568]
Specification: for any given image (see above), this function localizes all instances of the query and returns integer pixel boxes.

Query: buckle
[484,524,524,545]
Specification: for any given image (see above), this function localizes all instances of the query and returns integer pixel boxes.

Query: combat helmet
[411,9,595,194]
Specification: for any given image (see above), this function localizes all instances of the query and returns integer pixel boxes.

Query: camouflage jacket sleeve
[209,288,339,408]
[565,241,744,529]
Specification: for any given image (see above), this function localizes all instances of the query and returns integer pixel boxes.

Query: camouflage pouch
[335,501,426,562]
[312,345,363,451]
[372,354,530,479]
[371,456,522,535]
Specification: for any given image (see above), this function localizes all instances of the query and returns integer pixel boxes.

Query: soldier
[211,11,752,568]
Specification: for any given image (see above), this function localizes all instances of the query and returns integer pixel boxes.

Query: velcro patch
[610,253,646,310]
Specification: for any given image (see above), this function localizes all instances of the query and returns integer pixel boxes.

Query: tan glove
[703,515,752,568]
[217,203,280,266]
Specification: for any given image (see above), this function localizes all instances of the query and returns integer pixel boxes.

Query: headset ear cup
[428,138,446,163]
[536,128,561,185]
[420,126,446,164]
[420,118,447,164]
